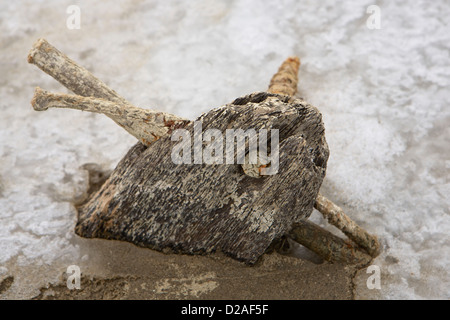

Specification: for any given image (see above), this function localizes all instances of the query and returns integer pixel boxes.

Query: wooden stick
[314,193,380,257]
[288,221,373,266]
[32,87,188,147]
[268,56,300,97]
[268,56,380,261]
[28,38,189,146]
[28,38,129,104]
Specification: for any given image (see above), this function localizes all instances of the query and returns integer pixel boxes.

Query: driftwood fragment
[28,38,380,265]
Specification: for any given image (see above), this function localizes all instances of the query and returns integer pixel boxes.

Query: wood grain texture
[76,92,329,264]
[314,193,380,257]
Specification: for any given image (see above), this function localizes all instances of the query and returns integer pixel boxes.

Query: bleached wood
[314,193,380,257]
[32,87,188,146]
[268,56,300,97]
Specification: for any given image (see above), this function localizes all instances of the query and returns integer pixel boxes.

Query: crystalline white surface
[0,0,448,299]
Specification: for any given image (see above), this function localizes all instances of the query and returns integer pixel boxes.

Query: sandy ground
[30,242,357,300]
[2,166,359,300]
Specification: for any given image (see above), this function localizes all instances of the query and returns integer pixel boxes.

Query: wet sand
[30,237,356,300]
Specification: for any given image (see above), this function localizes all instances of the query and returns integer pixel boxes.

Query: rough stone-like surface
[76,92,329,264]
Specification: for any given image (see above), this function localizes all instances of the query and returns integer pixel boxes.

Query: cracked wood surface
[76,92,329,264]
